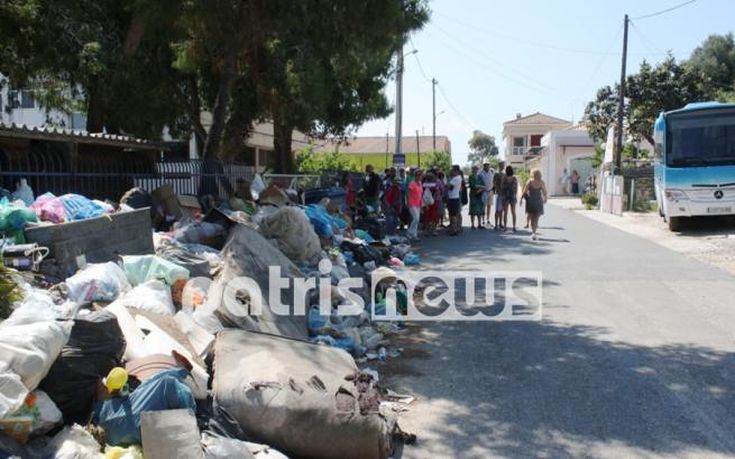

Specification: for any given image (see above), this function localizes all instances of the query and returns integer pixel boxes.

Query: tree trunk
[202,55,237,159]
[273,115,295,173]
[86,83,104,132]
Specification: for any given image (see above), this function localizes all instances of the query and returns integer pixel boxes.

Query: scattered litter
[66,262,131,303]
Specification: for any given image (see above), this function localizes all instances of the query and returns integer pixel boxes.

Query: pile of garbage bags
[0,178,420,458]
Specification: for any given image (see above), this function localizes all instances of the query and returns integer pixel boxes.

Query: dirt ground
[550,197,735,276]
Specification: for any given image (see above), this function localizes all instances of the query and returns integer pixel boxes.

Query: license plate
[707,206,732,214]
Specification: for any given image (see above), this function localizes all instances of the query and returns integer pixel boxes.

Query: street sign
[393,153,406,168]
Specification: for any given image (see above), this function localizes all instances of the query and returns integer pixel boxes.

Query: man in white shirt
[446,165,463,235]
[479,163,495,228]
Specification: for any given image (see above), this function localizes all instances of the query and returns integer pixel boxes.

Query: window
[530,134,543,147]
[8,90,35,109]
[667,108,735,167]
[512,136,526,147]
[19,90,35,108]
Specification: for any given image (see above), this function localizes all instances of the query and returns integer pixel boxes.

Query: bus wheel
[668,216,682,232]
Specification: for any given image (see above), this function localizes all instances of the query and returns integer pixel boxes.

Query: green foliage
[467,130,499,165]
[517,169,530,187]
[295,146,359,174]
[584,33,735,146]
[626,56,706,144]
[592,144,605,168]
[421,151,451,172]
[687,33,735,94]
[584,85,618,143]
[581,192,599,209]
[622,144,649,160]
[0,0,430,170]
[0,260,23,319]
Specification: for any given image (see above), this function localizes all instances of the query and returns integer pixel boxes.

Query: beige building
[502,112,572,169]
[311,135,451,169]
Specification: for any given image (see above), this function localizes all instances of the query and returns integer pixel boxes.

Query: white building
[0,80,86,129]
[502,112,572,169]
[527,126,596,196]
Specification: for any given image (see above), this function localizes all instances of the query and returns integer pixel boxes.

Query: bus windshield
[667,108,735,167]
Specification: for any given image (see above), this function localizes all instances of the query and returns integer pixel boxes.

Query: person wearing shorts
[493,162,505,230]
[446,165,462,235]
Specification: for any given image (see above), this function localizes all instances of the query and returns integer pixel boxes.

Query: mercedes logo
[714,190,724,200]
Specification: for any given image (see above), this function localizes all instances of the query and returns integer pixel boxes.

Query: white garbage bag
[50,424,104,459]
[259,207,321,263]
[111,280,175,316]
[0,319,72,417]
[66,262,131,304]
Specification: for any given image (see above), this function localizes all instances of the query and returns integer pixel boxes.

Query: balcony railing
[510,146,544,156]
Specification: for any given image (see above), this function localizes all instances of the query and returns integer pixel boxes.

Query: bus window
[667,108,735,167]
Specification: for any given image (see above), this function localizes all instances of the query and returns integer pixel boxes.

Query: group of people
[343,161,549,242]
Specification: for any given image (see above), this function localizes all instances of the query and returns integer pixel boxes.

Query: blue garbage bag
[311,335,358,354]
[60,193,107,221]
[303,205,334,238]
[404,253,421,266]
[94,368,196,446]
[307,305,330,336]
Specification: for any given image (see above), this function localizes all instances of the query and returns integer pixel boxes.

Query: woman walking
[406,169,423,242]
[522,169,548,240]
[501,165,519,232]
[468,166,486,229]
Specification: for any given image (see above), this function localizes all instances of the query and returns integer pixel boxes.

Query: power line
[408,37,432,83]
[436,82,476,129]
[436,10,668,57]
[631,0,696,20]
[429,23,559,96]
[628,20,667,57]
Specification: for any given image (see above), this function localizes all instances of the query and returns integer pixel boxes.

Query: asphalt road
[385,203,735,459]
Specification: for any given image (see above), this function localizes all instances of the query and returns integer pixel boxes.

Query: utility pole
[432,78,437,153]
[385,132,389,168]
[394,46,405,168]
[615,14,629,175]
[416,130,421,167]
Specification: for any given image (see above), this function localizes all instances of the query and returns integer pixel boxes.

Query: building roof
[0,122,165,150]
[312,135,451,155]
[503,112,572,127]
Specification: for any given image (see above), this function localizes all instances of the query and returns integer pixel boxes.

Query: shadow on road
[674,215,735,236]
[384,320,735,458]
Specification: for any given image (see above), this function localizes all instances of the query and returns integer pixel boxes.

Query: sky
[355,0,735,166]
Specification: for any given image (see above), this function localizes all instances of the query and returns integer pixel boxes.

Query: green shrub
[581,192,598,209]
[0,259,23,319]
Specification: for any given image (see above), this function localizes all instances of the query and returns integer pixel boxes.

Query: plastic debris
[66,262,132,303]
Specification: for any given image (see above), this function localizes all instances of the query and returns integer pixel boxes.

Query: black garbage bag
[120,187,153,209]
[39,310,126,425]
[340,240,385,266]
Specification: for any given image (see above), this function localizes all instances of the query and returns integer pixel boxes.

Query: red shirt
[407,180,423,207]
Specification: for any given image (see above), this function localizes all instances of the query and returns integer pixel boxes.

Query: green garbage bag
[0,197,37,243]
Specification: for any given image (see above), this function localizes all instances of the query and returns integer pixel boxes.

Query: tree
[626,57,705,144]
[0,0,188,138]
[421,151,451,172]
[687,33,735,93]
[255,0,430,172]
[295,146,358,174]
[584,85,618,143]
[467,130,499,165]
[0,0,430,173]
[584,56,706,145]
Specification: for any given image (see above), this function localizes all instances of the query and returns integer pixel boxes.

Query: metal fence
[0,148,256,200]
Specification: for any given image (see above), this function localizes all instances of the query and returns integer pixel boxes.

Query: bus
[653,102,735,231]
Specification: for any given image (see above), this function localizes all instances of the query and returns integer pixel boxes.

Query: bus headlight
[665,189,688,201]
